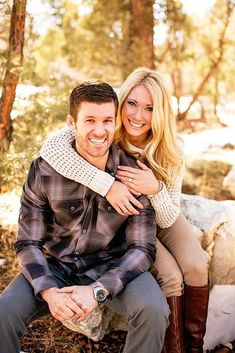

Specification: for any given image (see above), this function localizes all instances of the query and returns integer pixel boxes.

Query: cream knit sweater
[41,127,184,228]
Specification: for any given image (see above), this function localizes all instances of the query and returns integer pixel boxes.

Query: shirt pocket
[53,199,84,214]
[98,199,115,213]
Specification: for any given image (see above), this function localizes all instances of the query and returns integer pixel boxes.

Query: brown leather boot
[184,284,210,353]
[161,296,186,353]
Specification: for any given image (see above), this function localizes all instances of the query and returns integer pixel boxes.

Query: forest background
[0,1,235,352]
[0,0,235,191]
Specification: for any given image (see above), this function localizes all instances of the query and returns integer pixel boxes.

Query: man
[0,81,169,353]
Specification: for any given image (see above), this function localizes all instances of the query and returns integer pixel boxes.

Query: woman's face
[121,84,153,147]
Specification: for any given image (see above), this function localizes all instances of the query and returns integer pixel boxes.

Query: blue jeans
[0,263,169,353]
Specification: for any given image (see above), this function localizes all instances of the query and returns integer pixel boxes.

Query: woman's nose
[134,107,143,120]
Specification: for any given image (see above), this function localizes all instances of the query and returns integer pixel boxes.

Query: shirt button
[71,206,75,211]
[74,256,78,261]
[107,206,112,211]
[82,229,87,234]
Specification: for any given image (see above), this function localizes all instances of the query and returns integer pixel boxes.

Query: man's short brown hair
[69,80,119,120]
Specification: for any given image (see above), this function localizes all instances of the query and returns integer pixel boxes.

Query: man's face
[68,101,116,167]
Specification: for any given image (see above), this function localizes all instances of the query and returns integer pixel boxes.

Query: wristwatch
[90,282,107,303]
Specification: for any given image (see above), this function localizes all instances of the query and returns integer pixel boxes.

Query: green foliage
[0,86,69,192]
[61,0,131,84]
[32,0,131,85]
[33,27,66,82]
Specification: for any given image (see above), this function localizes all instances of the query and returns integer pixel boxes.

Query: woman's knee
[183,255,208,285]
[160,271,183,297]
[151,265,183,297]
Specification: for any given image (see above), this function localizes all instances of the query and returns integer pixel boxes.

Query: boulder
[204,285,235,350]
[223,167,235,199]
[183,148,235,200]
[181,194,235,286]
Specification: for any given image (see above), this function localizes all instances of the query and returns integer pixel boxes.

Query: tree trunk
[178,0,234,121]
[130,0,154,69]
[0,0,27,153]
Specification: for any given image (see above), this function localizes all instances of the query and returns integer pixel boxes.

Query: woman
[41,67,209,353]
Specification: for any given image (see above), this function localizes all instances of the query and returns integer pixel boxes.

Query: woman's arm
[41,127,114,197]
[147,165,185,228]
[41,127,143,215]
[116,160,185,228]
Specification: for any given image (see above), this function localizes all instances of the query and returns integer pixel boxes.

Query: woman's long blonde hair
[115,67,183,187]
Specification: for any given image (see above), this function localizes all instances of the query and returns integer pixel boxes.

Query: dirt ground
[0,226,234,353]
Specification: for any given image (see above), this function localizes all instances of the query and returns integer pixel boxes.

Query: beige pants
[150,213,208,297]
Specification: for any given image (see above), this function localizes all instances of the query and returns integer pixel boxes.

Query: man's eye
[104,119,113,123]
[86,119,94,123]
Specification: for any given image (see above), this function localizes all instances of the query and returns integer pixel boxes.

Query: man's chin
[88,147,110,158]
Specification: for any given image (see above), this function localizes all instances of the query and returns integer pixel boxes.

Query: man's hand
[58,285,98,320]
[40,287,86,323]
[106,180,143,216]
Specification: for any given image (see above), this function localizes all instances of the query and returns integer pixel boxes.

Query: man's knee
[135,294,169,328]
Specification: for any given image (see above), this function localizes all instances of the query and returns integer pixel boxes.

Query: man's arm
[15,159,58,296]
[97,196,157,297]
[15,159,86,322]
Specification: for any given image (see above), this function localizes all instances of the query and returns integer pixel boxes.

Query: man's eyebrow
[84,115,115,119]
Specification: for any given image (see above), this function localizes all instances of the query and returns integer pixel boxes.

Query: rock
[223,167,235,199]
[62,305,114,341]
[183,149,235,200]
[204,285,235,350]
[181,194,235,286]
[210,201,235,285]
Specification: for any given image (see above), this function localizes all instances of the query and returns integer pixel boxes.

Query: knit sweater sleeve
[40,127,114,197]
[148,162,185,228]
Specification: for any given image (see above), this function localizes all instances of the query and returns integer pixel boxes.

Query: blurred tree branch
[178,0,234,120]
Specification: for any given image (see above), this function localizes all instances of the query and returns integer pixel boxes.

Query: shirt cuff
[89,170,115,197]
[33,274,59,298]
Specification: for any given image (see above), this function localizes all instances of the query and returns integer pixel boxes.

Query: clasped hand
[41,285,97,323]
[106,160,160,216]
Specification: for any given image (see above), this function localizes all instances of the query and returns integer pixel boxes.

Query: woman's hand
[116,160,160,196]
[106,180,143,216]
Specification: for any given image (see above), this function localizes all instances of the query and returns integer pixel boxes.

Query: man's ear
[67,114,75,129]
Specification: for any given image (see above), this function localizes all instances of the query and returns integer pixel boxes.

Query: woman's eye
[146,107,153,112]
[128,100,136,107]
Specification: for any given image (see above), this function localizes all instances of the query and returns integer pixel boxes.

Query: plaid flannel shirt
[15,143,157,298]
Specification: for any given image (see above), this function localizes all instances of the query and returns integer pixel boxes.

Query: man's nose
[94,124,106,136]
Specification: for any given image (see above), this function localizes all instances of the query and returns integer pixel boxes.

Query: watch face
[96,289,106,303]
